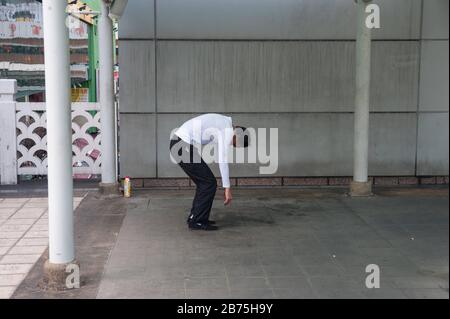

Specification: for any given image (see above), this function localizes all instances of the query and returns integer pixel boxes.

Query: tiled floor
[97,188,449,299]
[0,197,83,299]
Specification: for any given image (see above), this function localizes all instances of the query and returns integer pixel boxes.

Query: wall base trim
[125,176,449,189]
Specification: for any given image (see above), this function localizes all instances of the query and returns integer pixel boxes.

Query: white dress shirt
[175,114,233,188]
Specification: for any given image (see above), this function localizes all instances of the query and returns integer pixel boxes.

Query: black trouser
[169,136,217,224]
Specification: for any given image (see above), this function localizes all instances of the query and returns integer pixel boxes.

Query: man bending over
[169,113,249,231]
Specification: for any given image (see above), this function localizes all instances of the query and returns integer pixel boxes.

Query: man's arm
[218,128,233,205]
[218,162,232,205]
[218,163,230,188]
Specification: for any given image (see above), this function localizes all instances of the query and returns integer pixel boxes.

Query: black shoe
[188,222,219,231]
[187,216,216,225]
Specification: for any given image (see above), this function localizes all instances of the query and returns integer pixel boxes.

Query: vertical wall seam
[154,0,159,178]
[414,0,425,177]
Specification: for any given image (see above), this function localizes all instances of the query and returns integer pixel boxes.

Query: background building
[118,0,449,183]
[0,0,114,182]
[0,0,98,102]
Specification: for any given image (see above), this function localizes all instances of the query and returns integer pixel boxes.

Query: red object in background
[73,138,100,180]
[10,23,16,36]
[74,139,100,161]
[74,25,84,37]
[32,25,41,36]
[29,92,45,102]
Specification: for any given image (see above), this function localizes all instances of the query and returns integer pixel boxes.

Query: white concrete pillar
[42,0,74,264]
[0,79,18,185]
[351,0,373,196]
[98,0,118,193]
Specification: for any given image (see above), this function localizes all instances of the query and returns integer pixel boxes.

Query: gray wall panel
[119,114,157,178]
[417,113,449,176]
[369,113,417,176]
[156,113,417,178]
[119,0,154,39]
[119,41,155,113]
[371,42,419,111]
[156,0,421,40]
[419,40,449,111]
[422,0,449,40]
[157,41,419,113]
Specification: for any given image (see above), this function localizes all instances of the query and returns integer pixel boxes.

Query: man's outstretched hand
[224,188,232,206]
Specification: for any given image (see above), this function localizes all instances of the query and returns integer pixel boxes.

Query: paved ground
[96,187,449,299]
[0,196,83,298]
[12,190,126,299]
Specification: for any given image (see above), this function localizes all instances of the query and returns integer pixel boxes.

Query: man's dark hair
[235,126,250,148]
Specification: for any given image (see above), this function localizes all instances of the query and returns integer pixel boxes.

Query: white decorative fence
[16,102,102,176]
[1,79,102,185]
